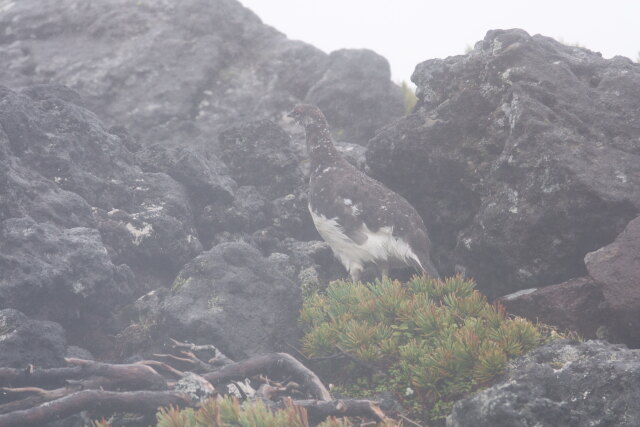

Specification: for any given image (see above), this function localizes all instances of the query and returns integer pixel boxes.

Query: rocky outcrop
[0,2,405,357]
[133,242,301,360]
[0,78,349,355]
[1,2,637,404]
[0,85,206,281]
[448,340,640,427]
[368,29,640,298]
[0,0,402,147]
[0,81,328,356]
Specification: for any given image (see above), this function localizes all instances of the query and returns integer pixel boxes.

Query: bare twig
[289,397,387,423]
[399,413,424,427]
[0,387,77,415]
[169,338,218,353]
[335,345,380,372]
[0,390,191,427]
[203,353,332,401]
[137,360,184,378]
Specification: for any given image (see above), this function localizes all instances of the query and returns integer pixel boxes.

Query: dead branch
[0,387,75,415]
[136,360,185,378]
[398,413,425,427]
[0,359,166,391]
[64,358,167,390]
[152,352,211,371]
[203,352,331,401]
[0,387,49,398]
[256,383,287,400]
[0,347,392,425]
[0,390,191,427]
[288,398,387,423]
[335,345,381,372]
[179,350,214,371]
[169,338,219,353]
[0,366,82,388]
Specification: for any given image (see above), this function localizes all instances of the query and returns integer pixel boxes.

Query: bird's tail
[421,259,440,279]
[409,255,440,279]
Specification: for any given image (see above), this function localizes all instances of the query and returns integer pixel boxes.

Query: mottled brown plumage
[288,104,439,281]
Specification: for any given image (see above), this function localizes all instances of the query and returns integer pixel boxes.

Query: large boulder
[449,340,640,427]
[0,309,67,369]
[0,0,402,148]
[135,242,301,360]
[368,29,640,297]
[499,277,607,340]
[0,216,133,349]
[585,216,640,346]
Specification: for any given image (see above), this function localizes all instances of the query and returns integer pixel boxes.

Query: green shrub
[154,396,353,427]
[300,275,545,424]
[399,81,417,114]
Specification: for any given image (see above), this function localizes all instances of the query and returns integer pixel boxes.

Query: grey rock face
[0,83,331,357]
[368,29,640,297]
[0,309,67,368]
[219,120,303,197]
[0,0,401,149]
[0,85,204,281]
[449,340,640,427]
[305,49,405,145]
[140,242,301,359]
[0,0,411,361]
[0,84,218,351]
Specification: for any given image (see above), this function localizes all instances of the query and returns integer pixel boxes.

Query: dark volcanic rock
[585,216,640,346]
[274,238,345,290]
[448,340,640,427]
[499,277,607,339]
[216,119,318,243]
[0,309,67,368]
[0,85,204,281]
[137,242,301,360]
[0,84,218,352]
[219,120,302,196]
[0,0,401,148]
[0,216,133,345]
[305,49,405,144]
[368,29,640,297]
[498,215,640,347]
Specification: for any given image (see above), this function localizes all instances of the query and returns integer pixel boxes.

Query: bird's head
[287,104,327,127]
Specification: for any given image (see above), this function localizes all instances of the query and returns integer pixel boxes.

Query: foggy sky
[239,0,640,83]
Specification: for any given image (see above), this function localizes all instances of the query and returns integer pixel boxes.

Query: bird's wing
[309,172,370,245]
[334,171,404,231]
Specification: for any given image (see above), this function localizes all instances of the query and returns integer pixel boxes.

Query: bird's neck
[305,123,345,172]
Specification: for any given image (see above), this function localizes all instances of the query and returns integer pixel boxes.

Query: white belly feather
[309,207,423,273]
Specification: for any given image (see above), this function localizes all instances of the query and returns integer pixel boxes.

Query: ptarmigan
[288,104,439,282]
